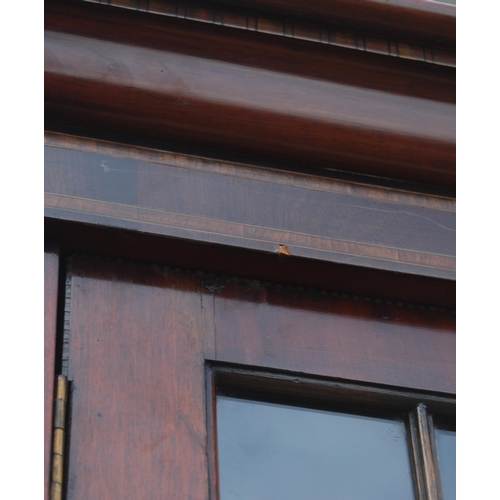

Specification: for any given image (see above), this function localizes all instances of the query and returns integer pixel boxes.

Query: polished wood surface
[63,253,455,396]
[45,217,456,308]
[64,256,211,499]
[63,255,454,499]
[214,367,455,418]
[44,242,59,500]
[45,0,455,186]
[205,0,456,46]
[82,0,455,66]
[45,134,456,280]
[45,1,455,102]
[63,254,454,498]
[46,0,455,495]
[212,276,455,394]
[205,367,219,500]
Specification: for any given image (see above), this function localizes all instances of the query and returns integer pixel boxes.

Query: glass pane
[435,428,456,500]
[217,397,415,500]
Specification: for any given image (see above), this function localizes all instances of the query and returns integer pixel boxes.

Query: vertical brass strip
[50,375,68,500]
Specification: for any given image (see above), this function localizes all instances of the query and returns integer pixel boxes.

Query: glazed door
[61,254,455,500]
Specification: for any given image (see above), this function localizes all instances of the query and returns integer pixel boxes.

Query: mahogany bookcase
[44,0,455,498]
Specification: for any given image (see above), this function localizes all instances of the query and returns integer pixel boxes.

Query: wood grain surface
[46,0,456,495]
[65,256,212,500]
[45,135,456,279]
[45,217,456,308]
[45,0,455,186]
[81,0,455,66]
[44,242,59,500]
[200,0,456,46]
[62,255,454,498]
[211,276,456,394]
[214,367,455,418]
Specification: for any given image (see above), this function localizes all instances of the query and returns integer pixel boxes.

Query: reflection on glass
[217,397,415,500]
[435,428,456,500]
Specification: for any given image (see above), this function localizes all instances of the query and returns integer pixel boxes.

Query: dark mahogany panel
[213,277,456,394]
[65,255,213,499]
[60,253,454,500]
[83,0,456,66]
[213,0,456,46]
[44,137,456,280]
[46,0,455,102]
[45,0,455,186]
[44,242,59,500]
[45,217,456,308]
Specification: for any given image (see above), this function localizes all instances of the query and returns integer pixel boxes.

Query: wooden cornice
[81,0,455,66]
[206,0,456,47]
[45,0,455,187]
